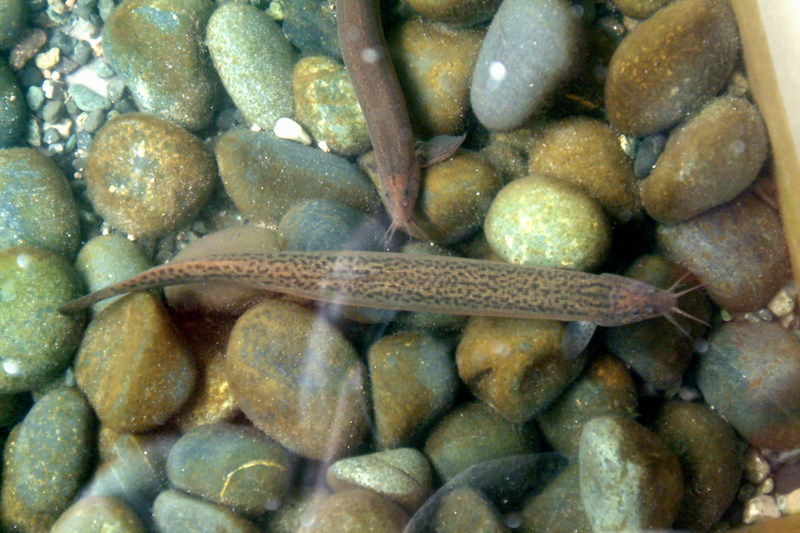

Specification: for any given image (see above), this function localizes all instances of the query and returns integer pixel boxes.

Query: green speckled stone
[521,463,592,533]
[0,60,25,147]
[424,401,538,482]
[641,97,768,223]
[51,496,146,533]
[537,353,637,458]
[217,129,379,227]
[225,299,368,460]
[389,18,484,137]
[484,175,610,269]
[433,487,507,533]
[206,2,294,130]
[657,193,791,312]
[605,0,739,136]
[74,234,152,313]
[579,415,683,532]
[0,148,81,257]
[0,388,94,531]
[86,113,217,239]
[74,292,196,432]
[369,331,458,449]
[603,255,711,388]
[527,116,641,222]
[0,0,25,49]
[457,317,586,423]
[299,489,409,533]
[293,55,369,156]
[102,0,219,131]
[167,422,291,514]
[0,246,84,393]
[655,401,743,531]
[327,448,433,514]
[279,199,382,252]
[153,490,258,533]
[697,321,800,450]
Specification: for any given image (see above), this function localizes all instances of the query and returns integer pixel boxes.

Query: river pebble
[52,496,146,533]
[657,193,791,312]
[537,353,637,457]
[0,246,84,393]
[299,488,409,533]
[641,96,769,223]
[279,199,382,251]
[224,299,368,460]
[283,0,339,58]
[216,129,379,227]
[424,401,538,482]
[520,463,592,532]
[527,116,641,222]
[615,0,673,19]
[369,331,457,449]
[73,233,152,313]
[206,2,294,130]
[605,0,740,136]
[293,55,368,156]
[102,0,219,131]
[74,292,196,432]
[327,448,433,513]
[81,430,177,520]
[388,17,483,137]
[470,0,583,131]
[0,147,81,257]
[433,487,507,532]
[0,60,25,147]
[153,489,258,533]
[405,0,501,25]
[484,175,610,269]
[457,317,586,422]
[697,321,800,450]
[166,422,291,514]
[603,255,711,388]
[579,415,684,532]
[164,226,281,316]
[0,388,94,532]
[85,113,217,239]
[171,314,240,432]
[655,401,743,531]
[0,0,25,49]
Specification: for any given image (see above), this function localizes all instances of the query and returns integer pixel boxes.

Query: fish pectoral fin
[417,134,466,168]
[562,321,597,360]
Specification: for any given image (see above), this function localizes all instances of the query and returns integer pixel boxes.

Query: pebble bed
[0,0,799,532]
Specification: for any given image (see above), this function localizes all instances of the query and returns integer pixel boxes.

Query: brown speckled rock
[527,117,641,222]
[369,331,457,449]
[657,193,791,312]
[86,113,217,239]
[697,321,800,450]
[52,496,146,533]
[424,401,538,482]
[389,17,484,137]
[605,0,739,136]
[298,489,409,533]
[521,463,592,532]
[615,0,673,19]
[404,0,501,25]
[225,299,368,460]
[433,487,507,533]
[74,292,196,432]
[641,97,768,223]
[457,316,586,422]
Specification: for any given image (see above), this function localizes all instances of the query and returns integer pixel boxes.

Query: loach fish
[336,0,463,240]
[58,251,703,358]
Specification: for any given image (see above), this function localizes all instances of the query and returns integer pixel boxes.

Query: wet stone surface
[51,495,146,533]
[605,0,739,136]
[224,299,368,460]
[153,489,259,533]
[85,113,217,239]
[697,321,800,450]
[299,488,410,533]
[166,422,291,515]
